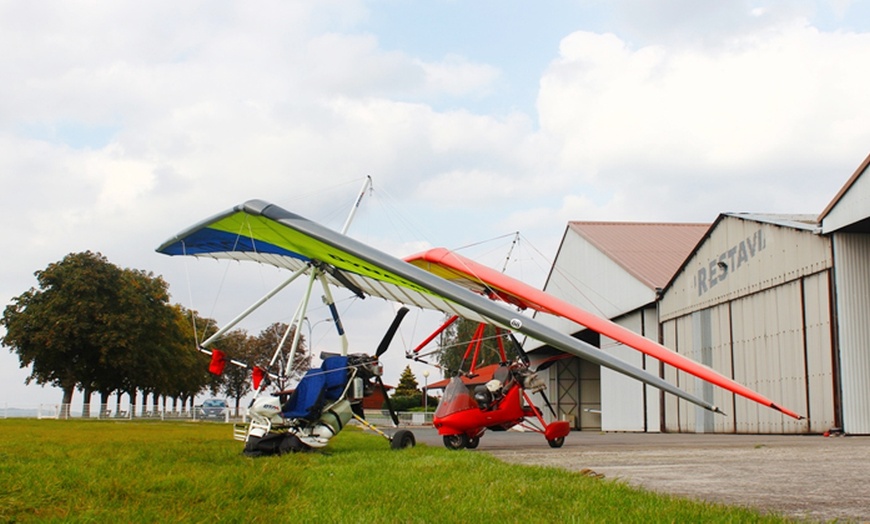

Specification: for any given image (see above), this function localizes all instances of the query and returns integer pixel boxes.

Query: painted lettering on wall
[697,229,766,296]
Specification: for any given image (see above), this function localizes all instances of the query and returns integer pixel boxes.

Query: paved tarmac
[410,428,870,522]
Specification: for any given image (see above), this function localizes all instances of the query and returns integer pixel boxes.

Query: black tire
[390,429,416,450]
[443,434,468,450]
[466,436,480,449]
[547,436,565,448]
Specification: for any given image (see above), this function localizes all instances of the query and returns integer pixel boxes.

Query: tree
[1,251,199,416]
[161,305,216,412]
[394,366,419,397]
[437,317,504,376]
[217,328,253,416]
[2,252,126,416]
[247,322,311,390]
[390,365,424,412]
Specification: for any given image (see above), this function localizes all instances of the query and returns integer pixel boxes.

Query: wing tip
[770,403,805,420]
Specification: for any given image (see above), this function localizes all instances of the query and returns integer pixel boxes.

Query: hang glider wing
[158,199,728,415]
[405,247,804,420]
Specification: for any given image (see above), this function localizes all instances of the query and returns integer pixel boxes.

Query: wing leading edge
[159,200,727,415]
[406,248,804,420]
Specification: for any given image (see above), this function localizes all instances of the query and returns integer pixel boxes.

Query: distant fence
[2,404,435,426]
[1,404,243,423]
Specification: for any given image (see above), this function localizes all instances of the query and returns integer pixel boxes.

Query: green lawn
[0,419,790,523]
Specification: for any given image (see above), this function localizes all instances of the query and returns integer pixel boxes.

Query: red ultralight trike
[414,317,570,450]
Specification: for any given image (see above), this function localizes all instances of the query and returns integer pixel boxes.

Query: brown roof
[567,222,709,290]
[425,363,499,391]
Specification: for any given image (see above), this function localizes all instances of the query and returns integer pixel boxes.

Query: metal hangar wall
[535,152,870,435]
[532,221,707,432]
[659,214,833,434]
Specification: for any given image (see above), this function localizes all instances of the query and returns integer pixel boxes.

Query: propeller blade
[538,389,557,418]
[376,307,410,358]
[376,376,400,426]
[535,353,572,372]
[509,333,531,366]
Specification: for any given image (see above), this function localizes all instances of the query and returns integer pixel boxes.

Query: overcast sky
[3,0,869,410]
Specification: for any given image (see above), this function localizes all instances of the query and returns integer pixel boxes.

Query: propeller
[378,375,400,426]
[508,333,531,366]
[374,307,410,426]
[534,353,572,373]
[508,332,560,417]
[376,307,410,357]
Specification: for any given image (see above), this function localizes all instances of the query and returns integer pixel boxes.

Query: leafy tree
[2,252,125,416]
[247,322,311,390]
[437,317,504,376]
[390,365,426,411]
[1,251,201,417]
[394,366,419,397]
[216,328,253,416]
[163,306,216,412]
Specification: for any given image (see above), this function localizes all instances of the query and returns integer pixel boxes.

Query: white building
[535,152,870,435]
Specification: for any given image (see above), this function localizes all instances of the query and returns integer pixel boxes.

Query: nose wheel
[443,434,469,450]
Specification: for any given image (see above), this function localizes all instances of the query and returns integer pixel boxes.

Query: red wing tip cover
[772,403,805,420]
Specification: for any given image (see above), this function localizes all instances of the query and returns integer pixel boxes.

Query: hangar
[535,153,870,435]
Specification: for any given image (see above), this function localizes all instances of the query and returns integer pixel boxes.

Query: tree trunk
[115,392,123,417]
[81,387,92,419]
[99,391,110,418]
[60,385,74,419]
[129,390,137,418]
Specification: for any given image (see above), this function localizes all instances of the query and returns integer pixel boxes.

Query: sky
[2,0,870,411]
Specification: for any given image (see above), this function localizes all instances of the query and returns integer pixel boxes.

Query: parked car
[200,399,228,420]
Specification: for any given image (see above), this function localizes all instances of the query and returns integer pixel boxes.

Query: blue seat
[322,356,349,401]
[282,369,327,420]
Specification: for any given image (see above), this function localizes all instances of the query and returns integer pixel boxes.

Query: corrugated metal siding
[643,307,662,432]
[729,283,808,434]
[597,307,663,432]
[675,315,693,431]
[601,311,645,431]
[662,217,831,321]
[708,304,736,433]
[833,233,870,434]
[662,278,829,434]
[667,305,736,433]
[802,271,836,432]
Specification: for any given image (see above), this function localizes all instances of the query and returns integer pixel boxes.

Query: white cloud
[416,53,500,97]
[538,21,870,220]
[3,1,870,407]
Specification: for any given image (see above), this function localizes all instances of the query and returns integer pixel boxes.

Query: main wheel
[443,434,469,450]
[547,436,565,448]
[466,436,480,449]
[390,429,416,450]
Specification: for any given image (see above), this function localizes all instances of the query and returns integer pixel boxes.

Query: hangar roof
[818,152,870,234]
[567,222,709,291]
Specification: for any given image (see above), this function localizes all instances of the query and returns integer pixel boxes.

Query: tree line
[2,251,505,418]
[0,251,310,417]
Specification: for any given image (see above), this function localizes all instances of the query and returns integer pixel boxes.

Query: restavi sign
[697,229,766,296]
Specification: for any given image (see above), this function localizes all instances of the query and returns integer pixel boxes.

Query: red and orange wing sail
[406,247,803,420]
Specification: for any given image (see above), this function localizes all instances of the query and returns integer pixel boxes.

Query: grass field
[0,419,791,523]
